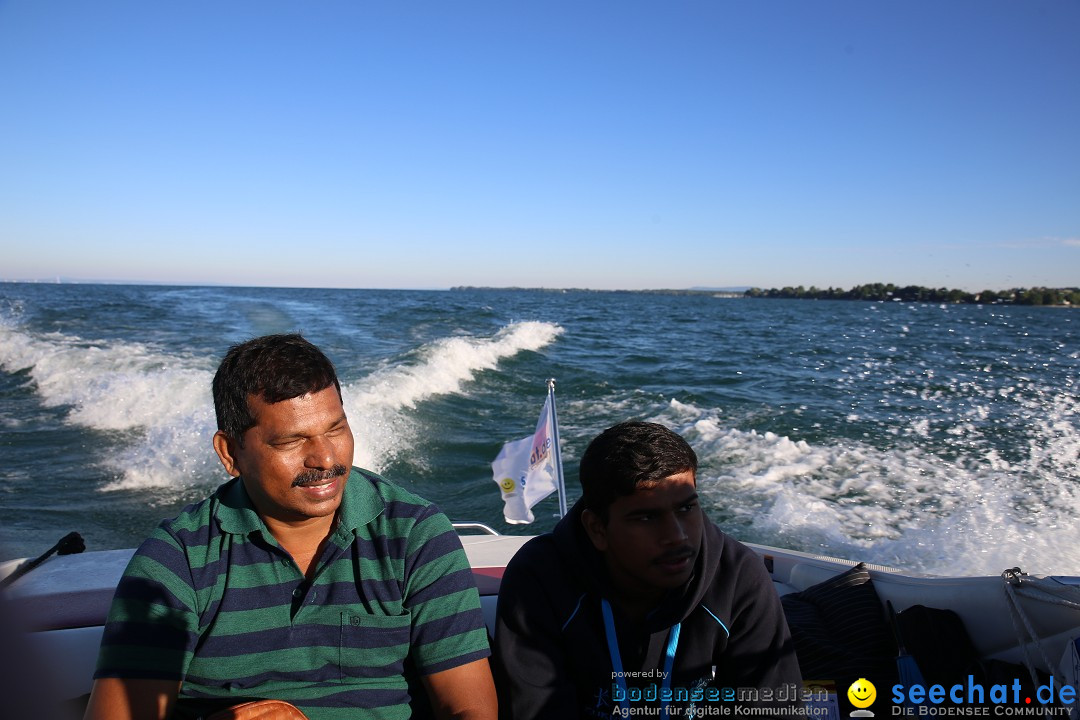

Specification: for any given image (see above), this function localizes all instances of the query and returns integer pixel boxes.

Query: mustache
[653,547,695,565]
[292,464,349,487]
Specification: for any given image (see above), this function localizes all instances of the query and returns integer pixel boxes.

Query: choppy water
[1,283,1077,575]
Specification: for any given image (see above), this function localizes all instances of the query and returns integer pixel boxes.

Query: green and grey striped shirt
[95,468,490,720]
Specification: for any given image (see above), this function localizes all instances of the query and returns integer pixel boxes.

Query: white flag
[492,394,559,524]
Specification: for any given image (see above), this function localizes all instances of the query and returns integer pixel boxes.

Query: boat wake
[0,320,562,491]
[655,398,1080,576]
[345,321,562,471]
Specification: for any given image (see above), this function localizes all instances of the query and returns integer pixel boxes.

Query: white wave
[652,399,1080,576]
[0,327,211,430]
[1,320,562,491]
[0,323,218,490]
[1023,389,1079,482]
[346,321,563,471]
[102,420,221,492]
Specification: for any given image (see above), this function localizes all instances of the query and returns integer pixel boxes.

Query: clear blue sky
[1,1,1077,291]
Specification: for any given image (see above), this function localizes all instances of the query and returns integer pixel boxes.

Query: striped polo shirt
[95,468,490,720]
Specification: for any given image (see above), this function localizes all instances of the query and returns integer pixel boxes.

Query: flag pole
[547,378,568,518]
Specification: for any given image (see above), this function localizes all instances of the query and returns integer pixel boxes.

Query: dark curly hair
[212,333,341,444]
[578,421,698,522]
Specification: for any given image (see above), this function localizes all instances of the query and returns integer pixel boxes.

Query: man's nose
[660,512,689,545]
[304,435,335,468]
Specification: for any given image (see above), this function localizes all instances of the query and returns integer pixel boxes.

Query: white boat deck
[2,534,1079,706]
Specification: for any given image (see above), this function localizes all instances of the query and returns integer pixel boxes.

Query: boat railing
[452,521,501,536]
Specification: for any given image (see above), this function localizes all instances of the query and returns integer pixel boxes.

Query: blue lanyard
[602,599,681,720]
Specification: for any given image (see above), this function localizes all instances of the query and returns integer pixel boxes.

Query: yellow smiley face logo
[847,678,876,709]
[499,477,516,493]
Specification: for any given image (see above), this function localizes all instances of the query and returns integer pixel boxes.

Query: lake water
[1,283,1077,575]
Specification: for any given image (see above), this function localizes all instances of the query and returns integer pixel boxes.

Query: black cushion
[780,563,898,686]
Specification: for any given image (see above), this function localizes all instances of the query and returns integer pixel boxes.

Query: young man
[493,421,801,719]
[86,334,496,720]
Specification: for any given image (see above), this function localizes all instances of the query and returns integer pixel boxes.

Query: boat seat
[787,562,846,592]
[772,579,799,596]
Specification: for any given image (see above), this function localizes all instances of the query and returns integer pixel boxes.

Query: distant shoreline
[452,284,1079,306]
[742,283,1079,307]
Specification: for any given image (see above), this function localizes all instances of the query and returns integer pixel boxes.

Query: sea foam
[346,321,562,471]
[0,324,217,490]
[653,398,1080,576]
[0,320,562,491]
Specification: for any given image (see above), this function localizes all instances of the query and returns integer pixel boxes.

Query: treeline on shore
[744,283,1079,306]
[449,284,1078,306]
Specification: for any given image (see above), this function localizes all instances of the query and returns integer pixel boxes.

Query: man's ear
[581,508,608,552]
[212,431,242,478]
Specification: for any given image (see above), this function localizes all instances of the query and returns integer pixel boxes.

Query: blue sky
[1,1,1077,291]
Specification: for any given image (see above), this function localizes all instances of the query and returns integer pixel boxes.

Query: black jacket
[493,499,803,719]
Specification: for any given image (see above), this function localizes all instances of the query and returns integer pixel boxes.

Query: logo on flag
[491,394,560,524]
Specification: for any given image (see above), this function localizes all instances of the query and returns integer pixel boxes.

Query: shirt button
[281,559,291,567]
[292,588,303,598]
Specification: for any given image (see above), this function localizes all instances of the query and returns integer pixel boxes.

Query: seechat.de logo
[891,674,1076,715]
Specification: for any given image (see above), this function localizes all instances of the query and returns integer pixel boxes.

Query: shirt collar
[215,477,263,535]
[333,468,386,543]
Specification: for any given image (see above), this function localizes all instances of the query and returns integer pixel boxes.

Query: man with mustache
[493,422,801,719]
[86,334,496,720]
